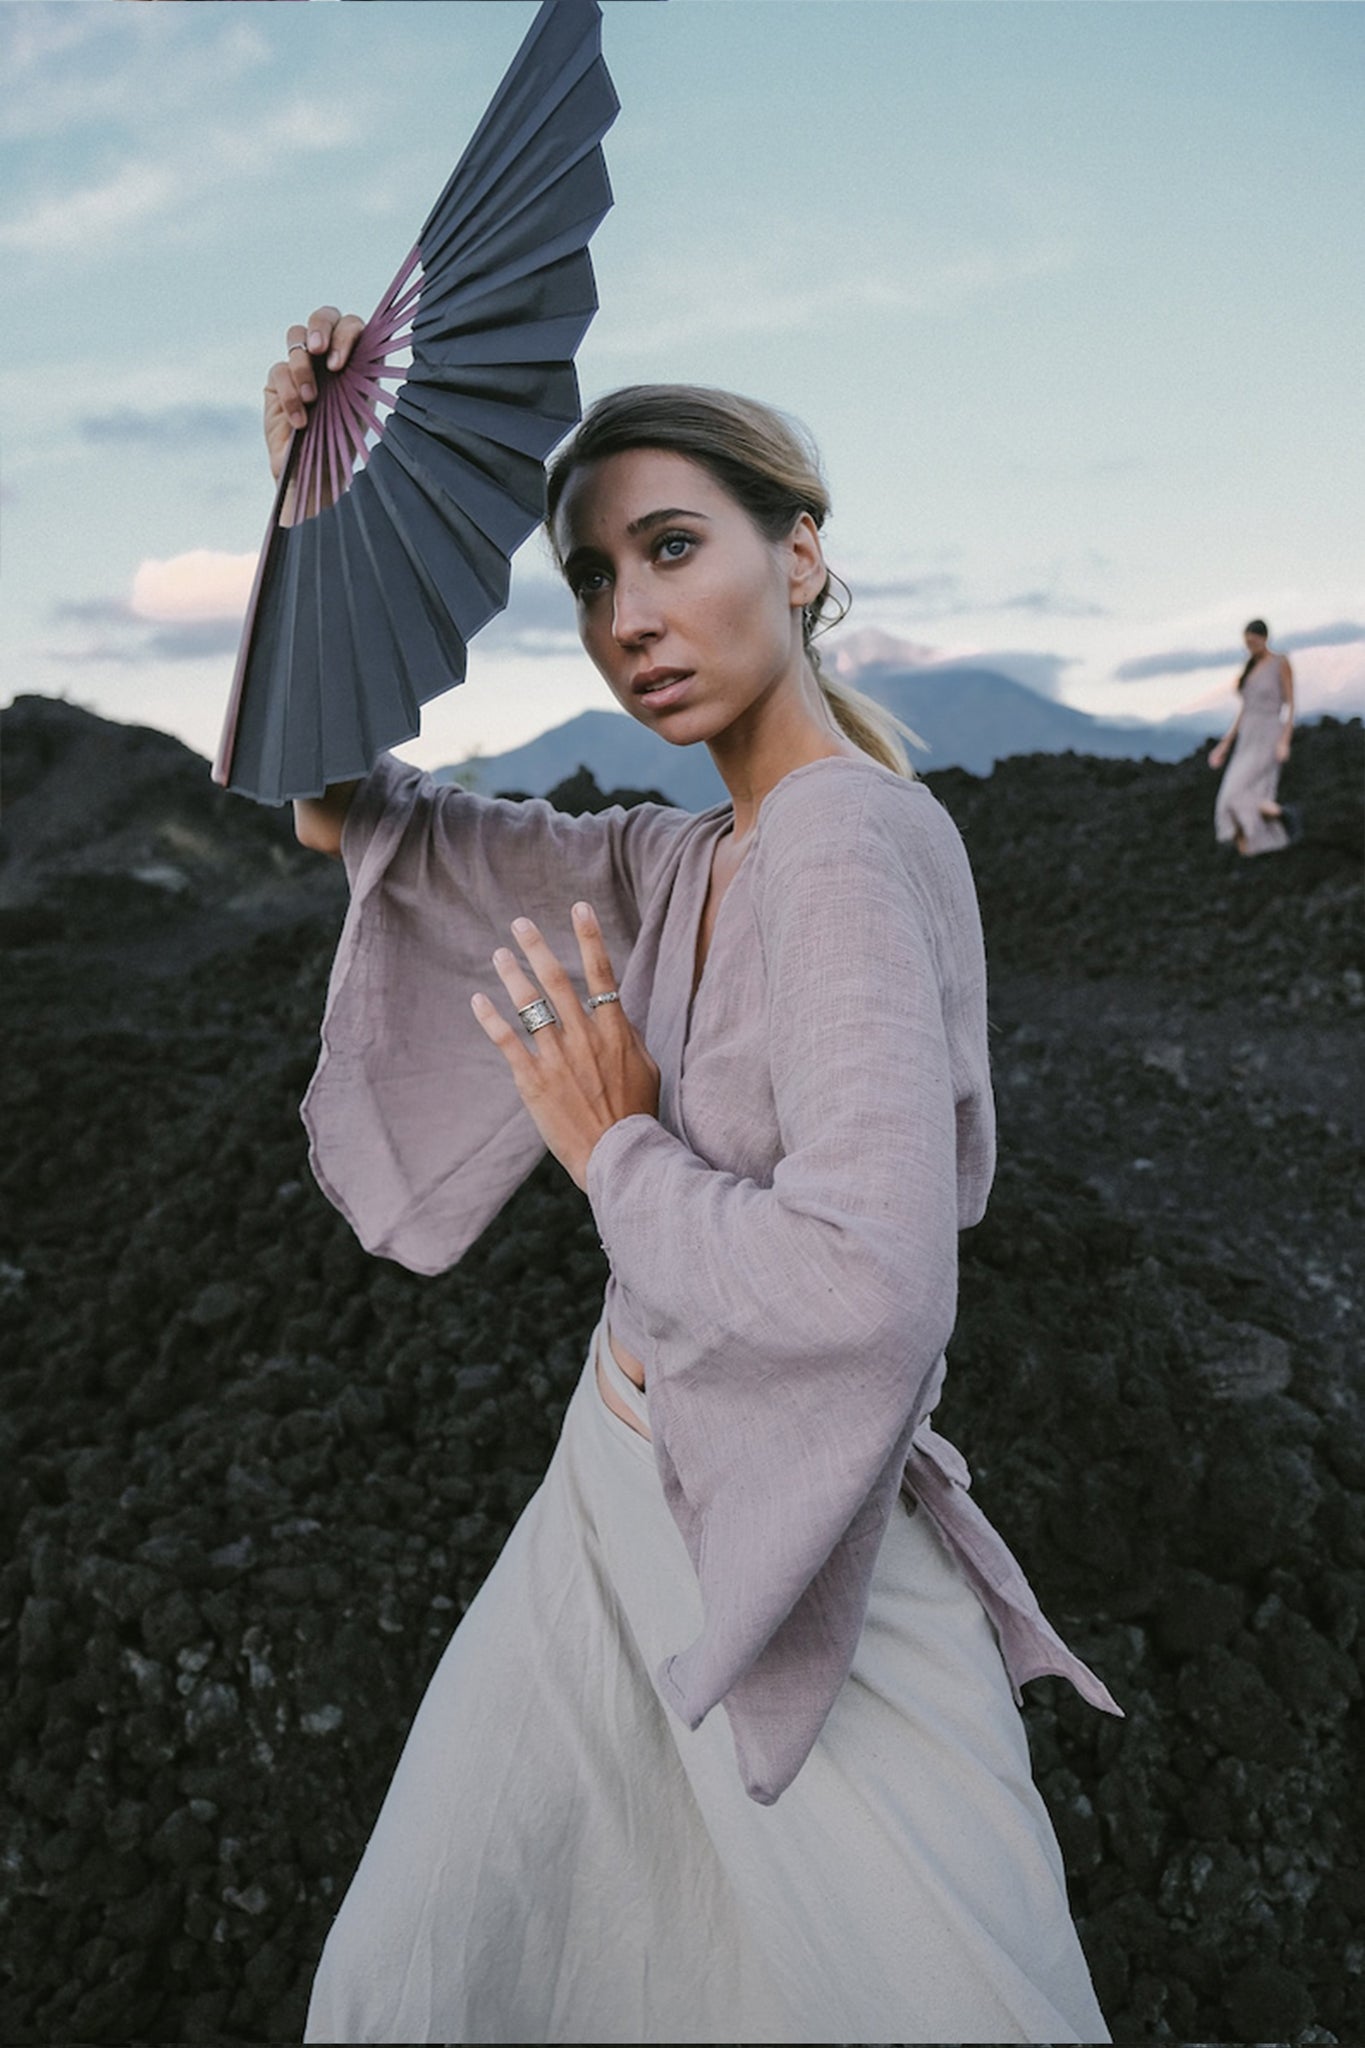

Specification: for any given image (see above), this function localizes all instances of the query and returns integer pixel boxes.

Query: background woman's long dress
[1215,656,1290,854]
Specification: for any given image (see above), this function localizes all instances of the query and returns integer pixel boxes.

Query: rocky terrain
[1,693,1362,2045]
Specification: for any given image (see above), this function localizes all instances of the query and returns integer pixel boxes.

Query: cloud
[477,573,580,658]
[842,566,1108,628]
[130,549,257,622]
[992,590,1111,620]
[141,618,245,661]
[0,159,178,254]
[1115,620,1365,682]
[53,597,135,627]
[595,224,1079,357]
[849,573,964,606]
[1281,621,1365,653]
[0,100,359,260]
[79,404,257,446]
[43,548,257,668]
[0,9,271,142]
[938,648,1078,700]
[44,613,243,668]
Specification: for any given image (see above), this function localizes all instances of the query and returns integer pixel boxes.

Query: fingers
[328,311,366,371]
[476,912,622,1051]
[491,936,557,1021]
[570,901,620,999]
[264,304,364,477]
[499,923,597,1053]
[266,358,309,434]
[470,934,563,1081]
[469,990,536,1079]
[299,306,366,373]
[272,306,364,416]
[304,305,342,358]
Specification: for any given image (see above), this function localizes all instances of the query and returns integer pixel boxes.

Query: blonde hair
[545,384,918,779]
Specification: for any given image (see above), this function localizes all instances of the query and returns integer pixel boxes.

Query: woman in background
[1209,619,1298,854]
[271,306,1119,2046]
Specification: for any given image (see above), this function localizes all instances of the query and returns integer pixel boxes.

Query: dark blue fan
[216,0,617,804]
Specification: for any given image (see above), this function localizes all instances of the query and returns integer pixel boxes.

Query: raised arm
[261,302,371,854]
[294,779,360,857]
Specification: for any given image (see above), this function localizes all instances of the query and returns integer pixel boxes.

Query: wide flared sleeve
[586,765,995,1801]
[302,752,694,1274]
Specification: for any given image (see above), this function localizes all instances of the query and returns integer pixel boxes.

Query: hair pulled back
[1236,618,1270,691]
[545,384,917,778]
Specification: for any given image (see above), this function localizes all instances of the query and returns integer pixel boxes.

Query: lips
[631,667,693,707]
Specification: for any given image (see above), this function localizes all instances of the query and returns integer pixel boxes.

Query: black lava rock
[1,700,1361,2044]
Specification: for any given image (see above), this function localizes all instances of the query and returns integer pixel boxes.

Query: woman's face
[552,447,823,747]
[1244,627,1267,653]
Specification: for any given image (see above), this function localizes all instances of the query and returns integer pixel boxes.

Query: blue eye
[657,531,694,562]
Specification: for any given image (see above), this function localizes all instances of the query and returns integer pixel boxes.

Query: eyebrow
[625,506,710,537]
[561,508,711,583]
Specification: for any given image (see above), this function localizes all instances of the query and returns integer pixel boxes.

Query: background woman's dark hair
[1237,619,1270,690]
[545,384,921,776]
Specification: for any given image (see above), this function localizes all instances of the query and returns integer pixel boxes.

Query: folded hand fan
[214,0,618,804]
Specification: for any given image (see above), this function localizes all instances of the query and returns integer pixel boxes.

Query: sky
[3,0,1363,782]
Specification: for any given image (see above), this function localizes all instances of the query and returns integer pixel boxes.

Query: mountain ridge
[436,660,1223,805]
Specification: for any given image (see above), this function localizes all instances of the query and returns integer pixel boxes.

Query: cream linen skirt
[304,1322,1111,2045]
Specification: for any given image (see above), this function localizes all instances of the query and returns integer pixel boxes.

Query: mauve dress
[300,752,1116,2045]
[1215,654,1290,855]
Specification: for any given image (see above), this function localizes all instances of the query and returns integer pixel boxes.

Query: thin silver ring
[287,338,311,352]
[585,990,620,1011]
[517,996,559,1034]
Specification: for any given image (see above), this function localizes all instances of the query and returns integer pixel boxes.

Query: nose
[611,569,660,649]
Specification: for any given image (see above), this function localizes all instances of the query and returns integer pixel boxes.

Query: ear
[786,511,826,610]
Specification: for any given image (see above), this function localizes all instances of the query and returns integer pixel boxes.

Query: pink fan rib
[289,243,421,522]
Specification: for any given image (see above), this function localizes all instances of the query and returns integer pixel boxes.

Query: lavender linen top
[303,750,1121,1804]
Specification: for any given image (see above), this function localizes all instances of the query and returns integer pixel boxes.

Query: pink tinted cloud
[130,549,258,623]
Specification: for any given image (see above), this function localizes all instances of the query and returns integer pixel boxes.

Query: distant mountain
[437,708,732,809]
[435,662,1211,807]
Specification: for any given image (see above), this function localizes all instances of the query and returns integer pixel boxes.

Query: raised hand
[262,303,366,482]
[471,903,660,1191]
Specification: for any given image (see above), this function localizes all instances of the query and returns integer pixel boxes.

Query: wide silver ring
[517,996,559,1034]
[585,991,620,1011]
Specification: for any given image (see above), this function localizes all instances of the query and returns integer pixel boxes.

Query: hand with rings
[470,902,659,1191]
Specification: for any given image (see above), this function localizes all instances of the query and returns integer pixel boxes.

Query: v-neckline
[678,755,889,1057]
[684,807,751,1046]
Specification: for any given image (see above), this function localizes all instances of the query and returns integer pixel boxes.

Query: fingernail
[572,901,594,926]
[327,349,342,370]
[308,329,323,351]
[511,917,534,937]
[493,947,513,966]
[470,992,489,1014]
[301,382,316,401]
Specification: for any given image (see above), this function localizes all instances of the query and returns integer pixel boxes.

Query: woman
[1209,619,1297,854]
[271,309,1120,2045]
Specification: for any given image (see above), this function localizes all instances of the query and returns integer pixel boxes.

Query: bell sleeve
[584,768,995,1801]
[302,752,694,1274]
